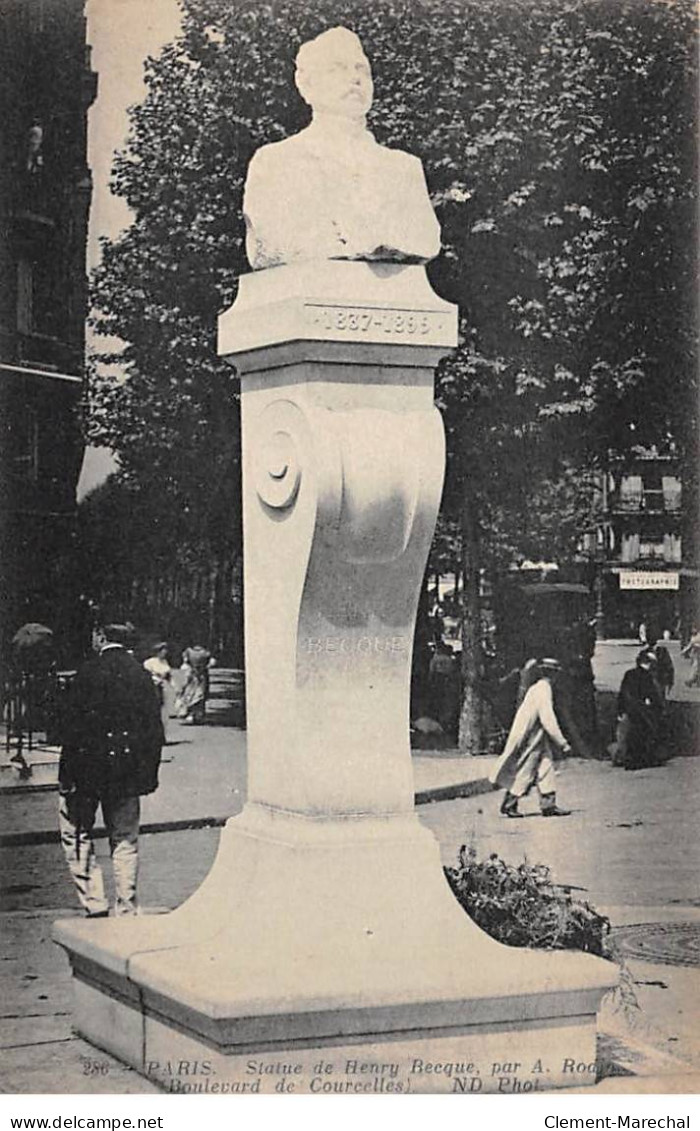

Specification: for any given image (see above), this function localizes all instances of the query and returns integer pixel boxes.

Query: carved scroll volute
[250,398,343,526]
[242,387,446,817]
[250,399,441,565]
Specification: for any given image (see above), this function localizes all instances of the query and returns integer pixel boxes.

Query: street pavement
[1,640,699,1094]
[593,638,700,703]
[0,725,493,842]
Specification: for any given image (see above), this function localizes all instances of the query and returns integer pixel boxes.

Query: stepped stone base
[55,806,616,1095]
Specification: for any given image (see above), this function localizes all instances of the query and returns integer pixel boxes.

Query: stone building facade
[591,449,696,639]
[0,0,97,668]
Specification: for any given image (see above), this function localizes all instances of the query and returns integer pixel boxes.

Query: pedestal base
[54,806,616,1094]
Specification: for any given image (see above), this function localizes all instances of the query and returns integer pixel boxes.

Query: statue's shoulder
[249,131,313,169]
[376,142,425,172]
[381,142,419,160]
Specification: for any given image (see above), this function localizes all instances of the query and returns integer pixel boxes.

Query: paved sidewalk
[0,721,496,844]
[419,756,700,1082]
[594,639,700,703]
[2,639,698,1096]
[2,754,698,1095]
[4,637,697,821]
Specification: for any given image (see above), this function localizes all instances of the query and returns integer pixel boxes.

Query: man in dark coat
[58,623,164,917]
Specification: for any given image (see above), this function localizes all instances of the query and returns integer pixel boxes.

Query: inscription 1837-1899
[308,304,443,339]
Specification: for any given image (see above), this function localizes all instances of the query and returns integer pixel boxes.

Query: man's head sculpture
[242,26,441,269]
[294,27,373,120]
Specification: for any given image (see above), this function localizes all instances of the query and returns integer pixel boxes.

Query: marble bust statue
[243,27,441,270]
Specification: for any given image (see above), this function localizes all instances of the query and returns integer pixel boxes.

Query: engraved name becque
[309,305,440,337]
[302,635,408,656]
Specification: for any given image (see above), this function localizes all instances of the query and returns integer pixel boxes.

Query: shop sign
[619,571,679,591]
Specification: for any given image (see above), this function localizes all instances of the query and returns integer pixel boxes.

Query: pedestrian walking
[489,657,572,818]
[58,622,164,917]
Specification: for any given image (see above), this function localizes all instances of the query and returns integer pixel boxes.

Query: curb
[414,775,494,806]
[0,779,58,795]
[0,778,494,848]
[0,814,227,849]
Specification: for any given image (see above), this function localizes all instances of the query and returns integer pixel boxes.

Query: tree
[90,0,697,742]
[427,0,697,748]
[75,475,244,658]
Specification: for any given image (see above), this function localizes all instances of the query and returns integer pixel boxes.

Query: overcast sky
[86,0,182,268]
[78,0,182,498]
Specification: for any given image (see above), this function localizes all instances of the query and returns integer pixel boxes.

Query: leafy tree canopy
[87,0,698,740]
[90,0,697,578]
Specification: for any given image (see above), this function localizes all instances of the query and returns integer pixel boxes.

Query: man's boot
[500,791,522,818]
[540,791,570,817]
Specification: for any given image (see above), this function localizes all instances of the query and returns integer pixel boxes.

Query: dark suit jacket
[59,645,164,801]
[652,644,675,693]
[618,667,663,723]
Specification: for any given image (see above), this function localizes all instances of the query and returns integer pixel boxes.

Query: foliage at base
[445,844,611,955]
[445,842,640,1016]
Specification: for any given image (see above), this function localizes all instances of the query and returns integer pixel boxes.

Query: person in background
[646,629,674,703]
[681,627,700,688]
[615,649,665,770]
[411,586,433,722]
[428,640,460,738]
[175,644,212,725]
[430,601,445,648]
[490,658,572,819]
[58,622,164,917]
[143,642,173,743]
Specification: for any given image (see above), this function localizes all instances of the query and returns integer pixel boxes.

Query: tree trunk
[458,483,486,754]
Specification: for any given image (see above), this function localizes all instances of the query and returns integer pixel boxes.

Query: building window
[619,475,643,510]
[621,533,640,563]
[638,538,666,561]
[641,469,664,512]
[662,476,681,512]
[663,533,682,564]
[16,258,34,333]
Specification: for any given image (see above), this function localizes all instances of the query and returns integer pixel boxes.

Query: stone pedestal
[54,262,616,1094]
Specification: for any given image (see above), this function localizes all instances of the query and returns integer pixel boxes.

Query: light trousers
[510,752,556,799]
[59,793,140,916]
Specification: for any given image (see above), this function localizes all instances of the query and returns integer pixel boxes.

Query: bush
[445,843,641,1036]
[445,844,611,955]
